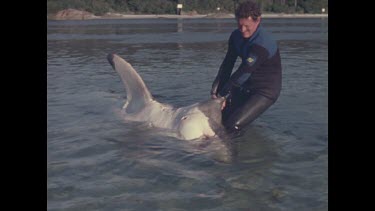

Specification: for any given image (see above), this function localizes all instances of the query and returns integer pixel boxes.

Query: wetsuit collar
[247,25,261,43]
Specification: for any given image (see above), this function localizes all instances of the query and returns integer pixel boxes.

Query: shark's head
[197,97,226,126]
[177,97,227,140]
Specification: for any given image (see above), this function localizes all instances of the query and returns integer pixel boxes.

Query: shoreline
[48,10,328,21]
[101,13,328,19]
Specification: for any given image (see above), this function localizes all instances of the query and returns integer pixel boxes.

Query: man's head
[235,1,261,38]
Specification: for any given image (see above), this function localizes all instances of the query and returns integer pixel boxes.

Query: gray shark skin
[107,53,227,141]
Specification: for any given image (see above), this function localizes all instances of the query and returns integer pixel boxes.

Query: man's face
[237,17,260,38]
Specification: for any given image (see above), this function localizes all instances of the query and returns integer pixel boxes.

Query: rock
[54,8,99,20]
[205,13,235,18]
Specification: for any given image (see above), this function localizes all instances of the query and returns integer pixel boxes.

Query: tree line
[47,0,328,16]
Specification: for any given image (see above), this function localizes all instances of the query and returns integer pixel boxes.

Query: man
[211,0,282,133]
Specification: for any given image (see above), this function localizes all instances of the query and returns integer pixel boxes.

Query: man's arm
[211,36,237,98]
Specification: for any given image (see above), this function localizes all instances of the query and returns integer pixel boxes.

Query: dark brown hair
[235,1,262,21]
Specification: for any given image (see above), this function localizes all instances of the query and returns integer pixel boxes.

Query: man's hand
[220,80,236,97]
[211,94,217,99]
[221,100,226,110]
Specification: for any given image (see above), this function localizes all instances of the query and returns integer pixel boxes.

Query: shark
[107,53,228,141]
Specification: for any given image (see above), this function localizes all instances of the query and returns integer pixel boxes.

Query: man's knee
[223,115,252,133]
[222,94,275,133]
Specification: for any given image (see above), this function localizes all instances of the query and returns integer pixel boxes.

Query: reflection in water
[177,19,183,33]
[177,19,184,49]
[321,17,327,35]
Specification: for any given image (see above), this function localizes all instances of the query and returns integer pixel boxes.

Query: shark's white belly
[177,109,216,140]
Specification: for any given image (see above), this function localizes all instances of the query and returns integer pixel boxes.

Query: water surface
[47,17,328,210]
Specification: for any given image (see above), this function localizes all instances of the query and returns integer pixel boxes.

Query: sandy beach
[49,9,328,20]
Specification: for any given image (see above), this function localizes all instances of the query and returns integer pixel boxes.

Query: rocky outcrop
[205,13,235,18]
[54,9,99,20]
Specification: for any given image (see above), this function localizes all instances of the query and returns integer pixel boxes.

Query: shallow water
[47,17,328,210]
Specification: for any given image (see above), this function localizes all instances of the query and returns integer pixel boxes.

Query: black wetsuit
[211,25,282,132]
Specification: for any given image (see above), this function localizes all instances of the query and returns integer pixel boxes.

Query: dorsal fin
[107,53,153,114]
